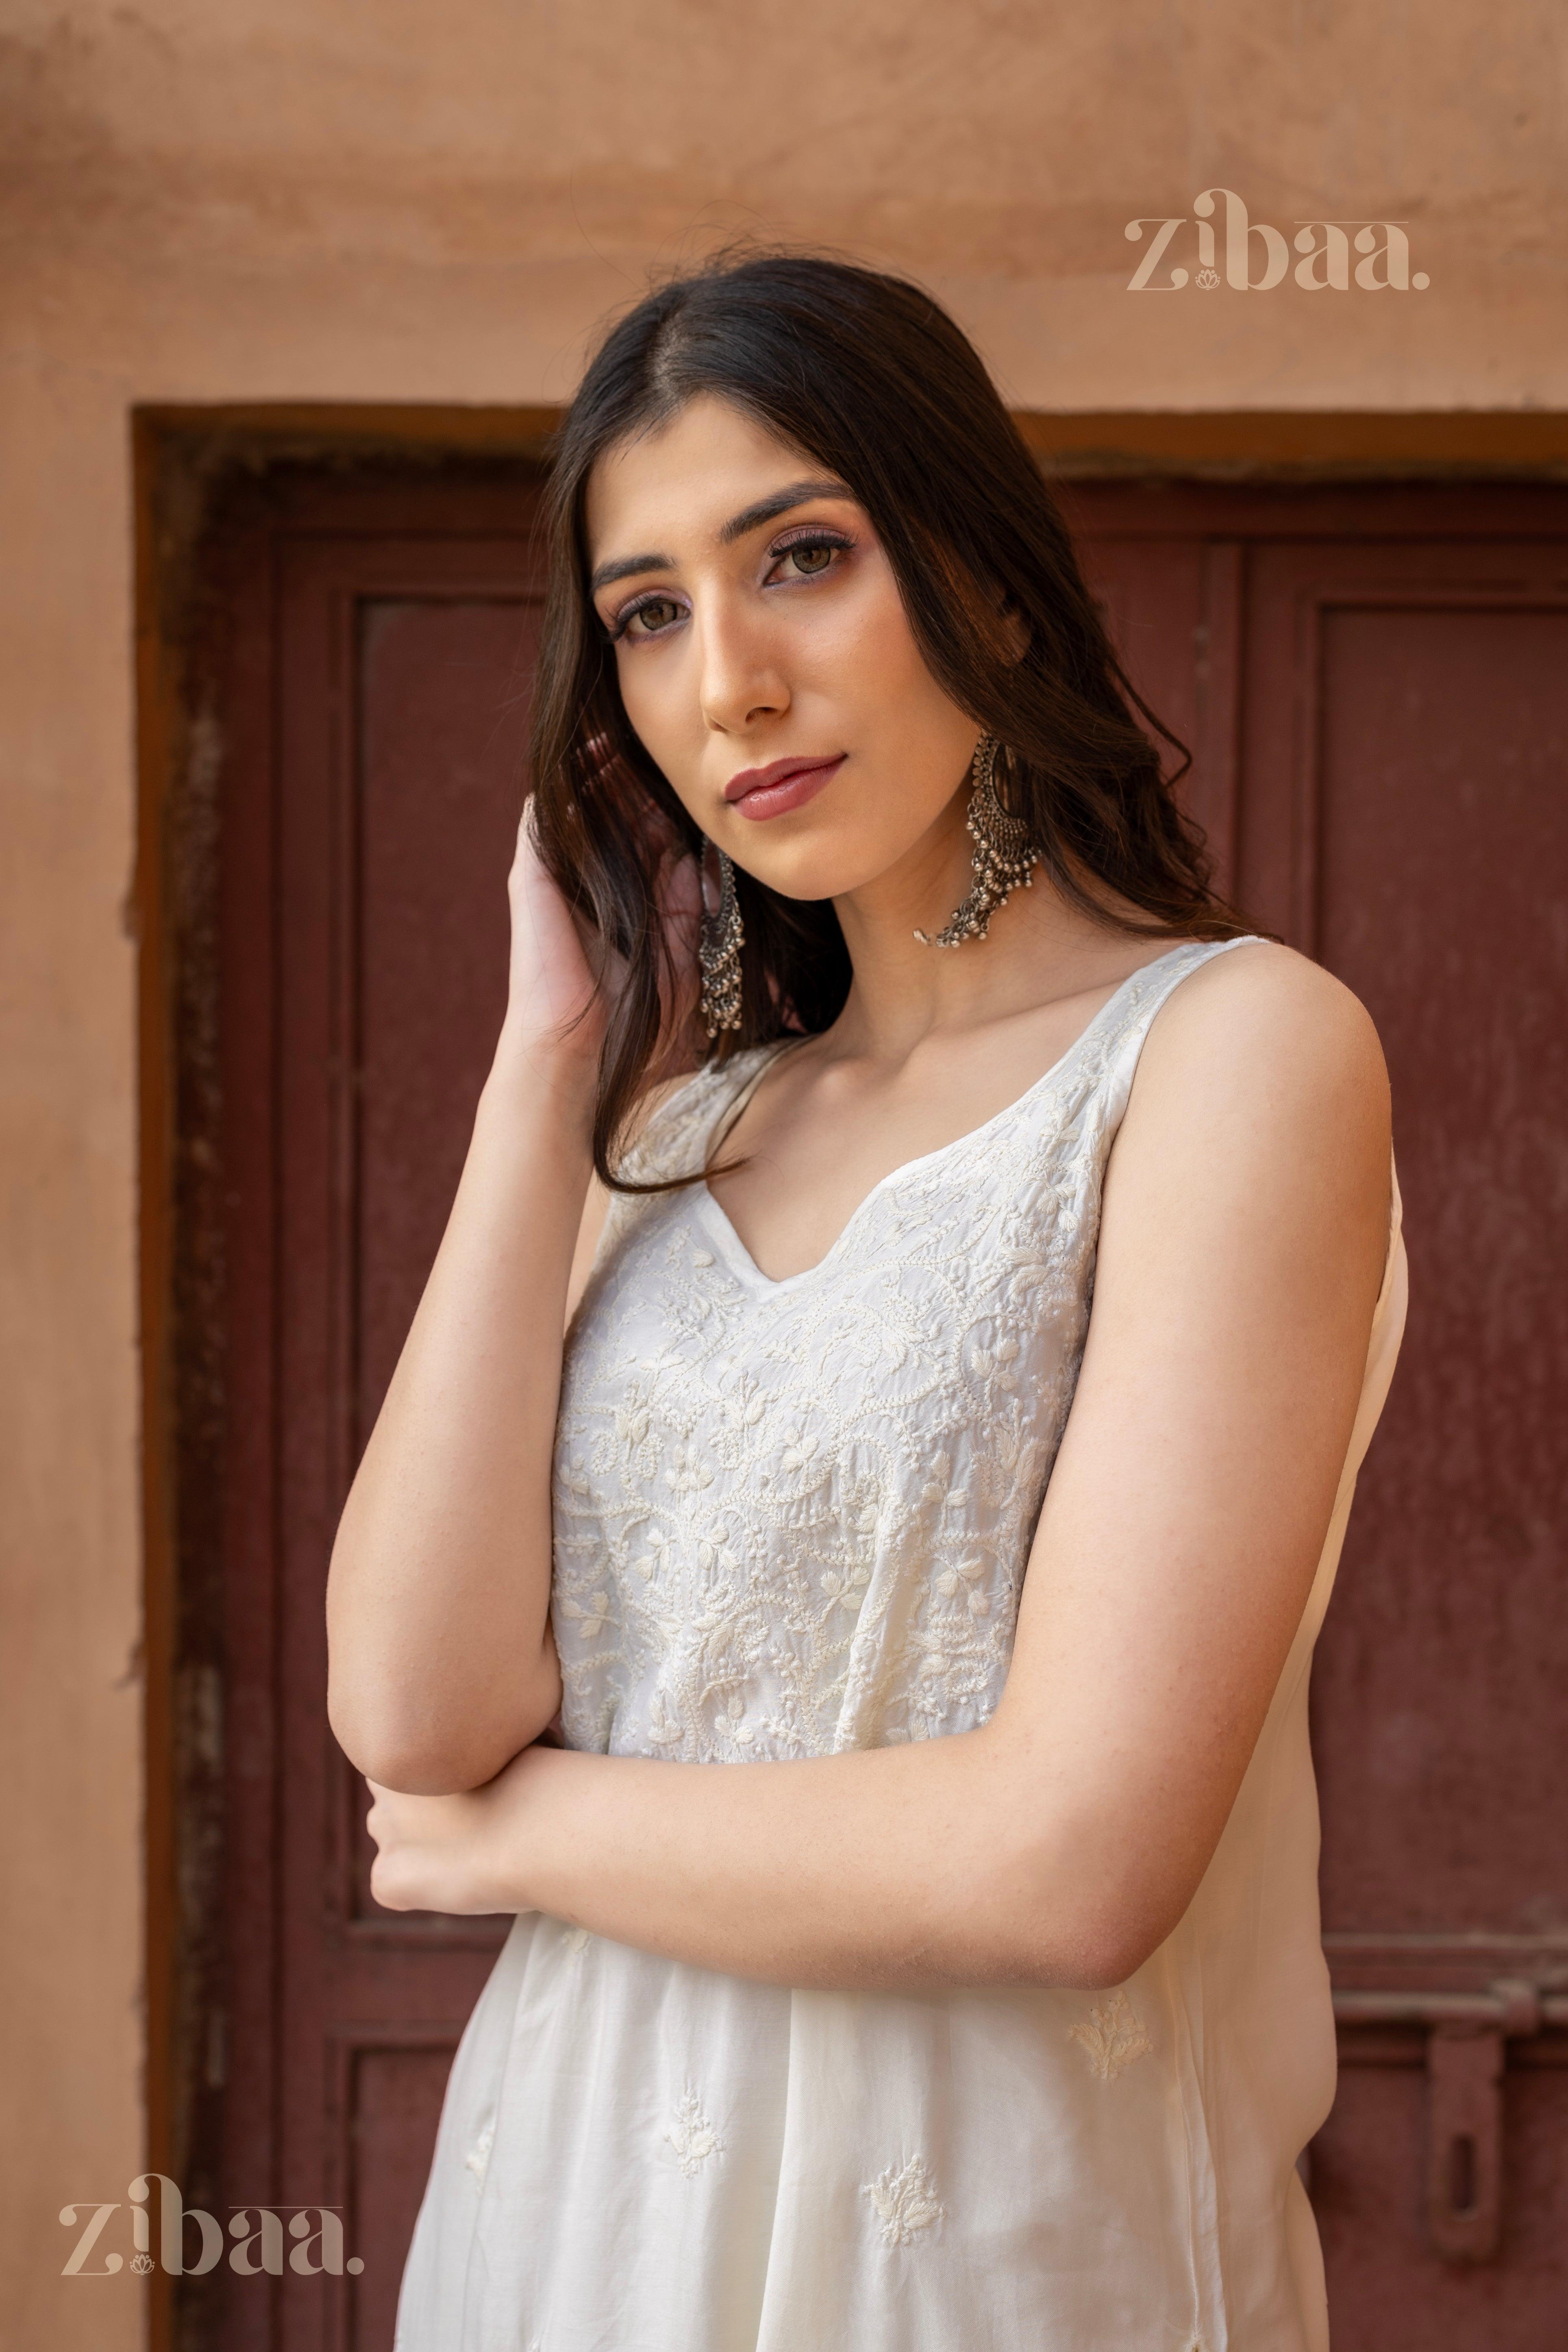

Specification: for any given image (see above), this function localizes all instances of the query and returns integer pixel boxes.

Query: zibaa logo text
[1126,189,1429,291]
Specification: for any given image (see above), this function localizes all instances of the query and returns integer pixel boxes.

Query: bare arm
[327,811,613,1794]
[367,946,1394,1982]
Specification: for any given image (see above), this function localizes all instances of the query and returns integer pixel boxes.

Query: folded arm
[326,811,609,1794]
[368,944,1393,1986]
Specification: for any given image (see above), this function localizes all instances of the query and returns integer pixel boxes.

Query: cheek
[613,644,689,752]
[807,577,976,797]
[799,570,959,761]
[610,649,709,826]
[853,581,929,680]
[806,562,920,683]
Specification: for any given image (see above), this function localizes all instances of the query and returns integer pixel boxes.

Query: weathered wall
[0,2,1562,2342]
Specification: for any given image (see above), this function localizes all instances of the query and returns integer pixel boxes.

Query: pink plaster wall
[1,3,1563,2343]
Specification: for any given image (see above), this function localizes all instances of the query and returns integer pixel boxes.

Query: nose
[696,597,790,735]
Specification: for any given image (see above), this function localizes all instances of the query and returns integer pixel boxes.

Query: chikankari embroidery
[665,2089,724,2177]
[550,944,1246,1765]
[463,2121,495,2186]
[1068,1988,1154,2081]
[862,2154,945,2246]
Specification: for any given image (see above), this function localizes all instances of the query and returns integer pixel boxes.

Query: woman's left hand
[365,1747,552,1916]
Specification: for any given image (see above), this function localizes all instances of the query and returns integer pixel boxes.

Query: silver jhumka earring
[913,734,1039,948]
[698,845,744,1038]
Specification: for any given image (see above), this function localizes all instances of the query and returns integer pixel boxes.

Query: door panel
[200,465,1568,2350]
[355,593,536,1434]
[1064,526,1243,890]
[1309,590,1568,1936]
[271,542,528,2352]
[1243,538,1568,2339]
[1076,486,1568,2343]
[210,476,539,2351]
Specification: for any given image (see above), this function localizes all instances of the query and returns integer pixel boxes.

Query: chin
[731,824,911,905]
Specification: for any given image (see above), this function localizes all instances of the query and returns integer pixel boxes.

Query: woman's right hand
[499,786,709,1091]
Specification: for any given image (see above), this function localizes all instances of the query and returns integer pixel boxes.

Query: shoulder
[1108,940,1392,1274]
[1134,939,1390,1139]
[1098,940,1393,1335]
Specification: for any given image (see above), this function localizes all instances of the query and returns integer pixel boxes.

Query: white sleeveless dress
[396,936,1407,2352]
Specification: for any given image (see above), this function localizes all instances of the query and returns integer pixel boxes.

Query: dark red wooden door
[1074,480,1568,2346]
[199,464,1568,2350]
[209,470,538,2351]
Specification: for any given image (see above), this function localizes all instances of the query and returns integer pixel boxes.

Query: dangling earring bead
[698,845,744,1038]
[914,734,1039,948]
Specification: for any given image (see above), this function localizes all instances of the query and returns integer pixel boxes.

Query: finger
[511,796,543,883]
[370,1852,418,1913]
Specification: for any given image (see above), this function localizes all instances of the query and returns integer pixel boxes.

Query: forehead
[583,394,826,561]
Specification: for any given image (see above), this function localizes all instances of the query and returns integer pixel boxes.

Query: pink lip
[723,754,845,822]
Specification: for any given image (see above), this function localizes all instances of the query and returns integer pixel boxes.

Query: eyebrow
[588,478,856,596]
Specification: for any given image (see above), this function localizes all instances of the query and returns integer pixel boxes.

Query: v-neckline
[696,939,1217,1293]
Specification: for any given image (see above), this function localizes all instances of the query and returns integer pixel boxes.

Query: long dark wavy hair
[528,249,1246,1189]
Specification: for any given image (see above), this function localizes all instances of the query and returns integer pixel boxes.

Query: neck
[829,815,1137,1064]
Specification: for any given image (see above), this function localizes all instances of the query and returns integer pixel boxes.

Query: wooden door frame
[133,402,1568,2350]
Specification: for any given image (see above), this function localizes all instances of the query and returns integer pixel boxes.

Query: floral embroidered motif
[862,2154,945,2245]
[917,1455,956,1508]
[614,1400,650,1448]
[550,944,1248,1764]
[557,1587,612,1641]
[821,1557,871,1611]
[718,1691,756,1745]
[665,2089,723,2177]
[631,1524,675,1582]
[664,1443,714,1499]
[696,1524,741,1574]
[934,1556,991,1616]
[1068,1988,1154,2081]
[969,1331,1022,1389]
[463,2121,495,2185]
[561,1924,589,1958]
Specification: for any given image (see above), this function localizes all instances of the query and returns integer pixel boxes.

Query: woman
[328,254,1405,2351]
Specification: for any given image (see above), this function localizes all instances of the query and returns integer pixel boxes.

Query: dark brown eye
[629,597,681,635]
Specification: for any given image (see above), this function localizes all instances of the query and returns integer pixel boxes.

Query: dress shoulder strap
[1085,934,1268,1128]
[612,1042,788,1190]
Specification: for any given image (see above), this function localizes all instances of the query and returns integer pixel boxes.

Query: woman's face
[583,394,982,906]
